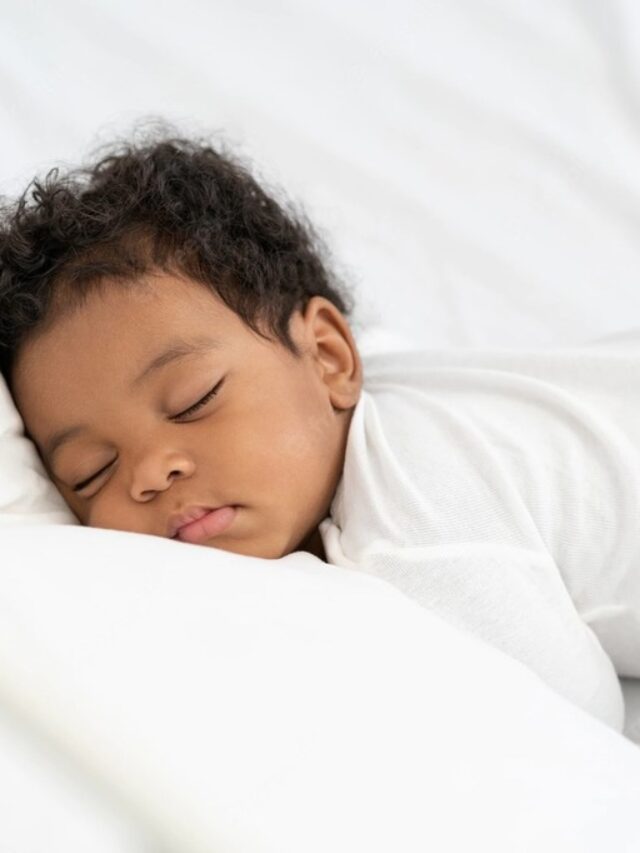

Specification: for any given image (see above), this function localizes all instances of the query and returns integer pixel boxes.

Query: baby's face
[11,273,362,560]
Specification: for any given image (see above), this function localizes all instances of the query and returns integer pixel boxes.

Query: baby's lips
[167,505,215,538]
[176,506,238,543]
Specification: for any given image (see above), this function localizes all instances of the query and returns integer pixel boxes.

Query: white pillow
[0,373,77,526]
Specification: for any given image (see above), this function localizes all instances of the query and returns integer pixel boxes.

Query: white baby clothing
[319,342,640,731]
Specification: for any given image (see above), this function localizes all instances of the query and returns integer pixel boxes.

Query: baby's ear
[301,297,363,410]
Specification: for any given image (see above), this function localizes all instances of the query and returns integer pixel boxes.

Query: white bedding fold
[1,525,640,851]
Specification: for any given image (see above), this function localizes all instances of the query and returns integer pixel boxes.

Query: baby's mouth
[167,506,213,538]
[168,506,238,543]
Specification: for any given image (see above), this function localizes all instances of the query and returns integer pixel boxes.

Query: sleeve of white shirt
[321,355,634,731]
[352,541,624,731]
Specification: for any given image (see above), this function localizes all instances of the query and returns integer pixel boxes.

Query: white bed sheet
[2,0,640,848]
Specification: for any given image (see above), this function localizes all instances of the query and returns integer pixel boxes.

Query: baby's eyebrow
[43,336,223,462]
[131,336,223,388]
[44,424,89,465]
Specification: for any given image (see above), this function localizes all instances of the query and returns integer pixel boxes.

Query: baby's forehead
[12,273,321,405]
[13,298,289,407]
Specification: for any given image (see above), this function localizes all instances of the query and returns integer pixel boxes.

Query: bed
[2,0,640,849]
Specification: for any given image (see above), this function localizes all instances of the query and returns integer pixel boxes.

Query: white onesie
[319,342,640,731]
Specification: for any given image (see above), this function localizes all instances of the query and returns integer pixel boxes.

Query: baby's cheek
[66,492,90,525]
[83,497,116,531]
[65,486,109,529]
[56,486,85,524]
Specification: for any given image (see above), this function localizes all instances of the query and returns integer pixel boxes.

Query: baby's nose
[130,453,195,501]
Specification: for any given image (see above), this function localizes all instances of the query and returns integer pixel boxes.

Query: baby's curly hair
[0,125,355,386]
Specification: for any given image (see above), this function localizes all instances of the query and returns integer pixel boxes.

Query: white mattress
[2,0,640,848]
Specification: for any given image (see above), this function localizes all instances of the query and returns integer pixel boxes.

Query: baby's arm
[355,541,624,731]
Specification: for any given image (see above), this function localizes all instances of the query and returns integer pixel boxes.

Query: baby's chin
[164,522,291,561]
[76,509,317,562]
[193,529,325,562]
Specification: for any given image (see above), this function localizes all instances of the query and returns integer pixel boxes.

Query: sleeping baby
[0,129,636,732]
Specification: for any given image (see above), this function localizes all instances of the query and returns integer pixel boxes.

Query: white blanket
[2,525,640,853]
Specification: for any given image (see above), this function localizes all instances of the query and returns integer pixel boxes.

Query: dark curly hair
[0,126,356,387]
